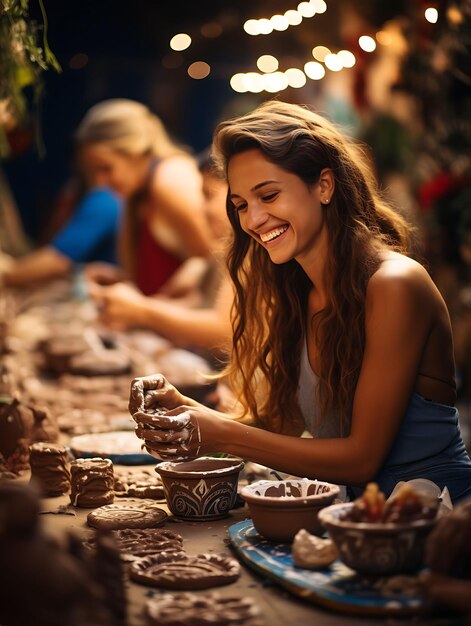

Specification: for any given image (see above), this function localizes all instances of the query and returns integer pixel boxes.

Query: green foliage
[0,0,61,157]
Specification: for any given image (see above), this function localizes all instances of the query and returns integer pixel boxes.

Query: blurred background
[1,0,470,407]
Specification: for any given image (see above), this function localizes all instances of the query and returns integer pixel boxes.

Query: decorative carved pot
[156,457,244,521]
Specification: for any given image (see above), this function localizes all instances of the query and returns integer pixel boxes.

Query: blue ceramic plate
[228,519,430,616]
[69,431,155,465]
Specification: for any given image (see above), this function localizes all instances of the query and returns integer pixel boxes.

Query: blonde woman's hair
[75,98,182,159]
[212,100,414,436]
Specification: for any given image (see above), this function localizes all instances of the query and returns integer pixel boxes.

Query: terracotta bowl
[155,457,244,521]
[318,502,437,576]
[240,479,340,543]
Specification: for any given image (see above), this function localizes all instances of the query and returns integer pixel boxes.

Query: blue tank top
[298,340,471,503]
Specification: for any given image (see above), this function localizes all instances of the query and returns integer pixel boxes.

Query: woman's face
[227,148,327,265]
[79,144,149,198]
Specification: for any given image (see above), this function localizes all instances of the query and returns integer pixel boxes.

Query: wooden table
[34,468,460,626]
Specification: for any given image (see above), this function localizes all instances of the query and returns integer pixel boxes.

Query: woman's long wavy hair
[212,100,413,437]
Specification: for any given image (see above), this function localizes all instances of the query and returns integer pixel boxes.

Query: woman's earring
[322,198,330,205]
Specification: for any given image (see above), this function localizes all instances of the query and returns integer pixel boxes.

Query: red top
[135,217,182,296]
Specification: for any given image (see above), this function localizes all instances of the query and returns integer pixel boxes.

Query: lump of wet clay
[292,528,337,569]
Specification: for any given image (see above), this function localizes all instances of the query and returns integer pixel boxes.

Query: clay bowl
[155,457,244,521]
[318,502,437,576]
[240,478,340,543]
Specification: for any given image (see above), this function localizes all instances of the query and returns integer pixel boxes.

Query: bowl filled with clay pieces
[155,457,244,521]
[240,478,340,543]
[318,482,439,576]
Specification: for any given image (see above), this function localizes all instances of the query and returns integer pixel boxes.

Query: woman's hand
[129,374,228,461]
[84,261,123,287]
[135,404,226,461]
[129,374,198,417]
[89,281,145,330]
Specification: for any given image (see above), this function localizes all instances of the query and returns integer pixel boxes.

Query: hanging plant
[0,0,61,157]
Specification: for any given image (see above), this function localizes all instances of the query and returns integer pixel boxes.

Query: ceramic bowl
[239,478,340,543]
[318,502,437,576]
[155,457,244,521]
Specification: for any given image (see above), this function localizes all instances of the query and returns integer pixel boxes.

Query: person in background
[0,167,122,288]
[88,150,233,356]
[129,100,471,505]
[76,99,212,296]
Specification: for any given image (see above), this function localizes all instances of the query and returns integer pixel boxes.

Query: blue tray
[228,519,430,617]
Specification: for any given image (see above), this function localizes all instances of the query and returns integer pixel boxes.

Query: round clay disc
[145,591,262,626]
[130,551,240,590]
[83,528,183,562]
[87,499,168,530]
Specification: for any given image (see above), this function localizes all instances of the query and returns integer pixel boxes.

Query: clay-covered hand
[129,374,197,419]
[134,407,202,462]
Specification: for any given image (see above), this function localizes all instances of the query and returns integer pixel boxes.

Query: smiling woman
[129,100,471,505]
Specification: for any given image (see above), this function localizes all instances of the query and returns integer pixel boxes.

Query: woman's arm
[150,157,212,259]
[2,246,71,287]
[135,261,440,484]
[93,278,233,352]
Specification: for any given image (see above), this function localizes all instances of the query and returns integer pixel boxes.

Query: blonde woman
[76,99,212,296]
[129,101,471,504]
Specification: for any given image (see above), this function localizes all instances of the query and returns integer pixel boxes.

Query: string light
[170,33,192,51]
[257,55,279,73]
[337,50,356,67]
[271,15,290,31]
[304,61,325,79]
[424,7,438,23]
[312,45,331,61]
[285,67,307,88]
[243,0,327,37]
[324,53,342,71]
[187,61,210,79]
[358,35,376,52]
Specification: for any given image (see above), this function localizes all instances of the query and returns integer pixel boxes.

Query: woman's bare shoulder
[151,154,202,198]
[367,251,440,313]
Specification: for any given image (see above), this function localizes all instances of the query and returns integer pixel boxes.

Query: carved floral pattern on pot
[165,479,237,520]
[156,457,244,521]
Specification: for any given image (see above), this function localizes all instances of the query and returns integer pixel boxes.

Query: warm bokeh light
[284,67,307,88]
[243,19,259,36]
[447,5,463,24]
[187,61,210,79]
[304,61,325,80]
[170,33,191,51]
[284,9,303,26]
[297,1,316,18]
[337,49,356,68]
[376,30,392,45]
[324,53,342,71]
[271,14,290,31]
[200,22,223,38]
[230,73,248,93]
[245,72,264,93]
[258,18,274,34]
[257,54,279,73]
[358,35,376,52]
[262,71,289,92]
[312,45,331,61]
[312,0,327,14]
[425,7,439,23]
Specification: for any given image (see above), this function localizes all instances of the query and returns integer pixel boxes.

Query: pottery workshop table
[35,466,461,626]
